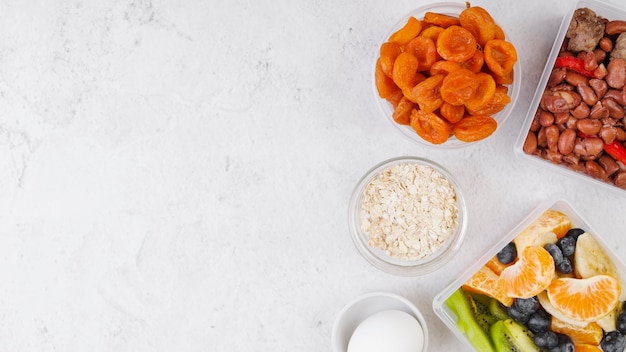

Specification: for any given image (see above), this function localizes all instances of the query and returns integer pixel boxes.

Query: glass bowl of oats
[348,156,467,276]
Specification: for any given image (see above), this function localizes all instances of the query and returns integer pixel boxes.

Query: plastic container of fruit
[514,0,626,195]
[374,2,522,149]
[432,197,626,351]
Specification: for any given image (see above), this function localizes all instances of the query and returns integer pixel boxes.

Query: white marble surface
[1,0,626,350]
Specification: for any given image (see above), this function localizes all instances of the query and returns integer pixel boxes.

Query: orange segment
[462,265,514,307]
[551,316,603,345]
[498,246,555,299]
[547,275,621,323]
[513,209,572,255]
[574,344,602,352]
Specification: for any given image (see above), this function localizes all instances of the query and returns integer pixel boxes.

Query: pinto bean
[589,78,608,99]
[599,126,618,145]
[606,58,626,89]
[586,160,608,180]
[598,155,620,176]
[541,94,570,113]
[594,49,607,65]
[558,128,577,155]
[571,102,590,119]
[576,118,603,135]
[523,132,537,154]
[583,51,599,71]
[548,67,567,87]
[589,101,610,119]
[594,63,608,80]
[603,97,626,118]
[600,37,614,52]
[615,172,626,189]
[539,111,554,127]
[605,89,626,105]
[545,125,560,152]
[617,127,626,142]
[554,112,571,124]
[605,20,626,35]
[580,137,605,160]
[578,84,598,106]
[565,71,589,87]
[537,126,547,147]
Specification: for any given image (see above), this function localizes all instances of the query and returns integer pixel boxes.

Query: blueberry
[557,235,576,257]
[556,257,573,274]
[533,330,559,349]
[601,331,626,352]
[549,333,574,352]
[618,311,626,335]
[527,309,551,333]
[497,242,516,264]
[507,305,530,324]
[513,296,539,315]
[545,243,564,266]
[565,227,585,240]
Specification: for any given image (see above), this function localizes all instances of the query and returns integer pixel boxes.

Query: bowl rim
[331,291,430,352]
[373,2,523,149]
[347,156,468,276]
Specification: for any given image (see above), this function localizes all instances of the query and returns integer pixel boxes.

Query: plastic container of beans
[514,0,626,194]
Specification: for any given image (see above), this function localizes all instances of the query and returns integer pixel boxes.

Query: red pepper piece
[604,141,626,165]
[554,56,595,77]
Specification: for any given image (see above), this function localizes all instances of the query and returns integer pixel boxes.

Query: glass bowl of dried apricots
[374,2,522,148]
[433,197,626,351]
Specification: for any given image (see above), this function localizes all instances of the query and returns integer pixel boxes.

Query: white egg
[347,309,424,352]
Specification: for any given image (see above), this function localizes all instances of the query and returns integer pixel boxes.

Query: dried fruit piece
[420,26,445,43]
[429,60,461,76]
[465,72,496,112]
[410,109,449,144]
[484,39,518,77]
[440,102,465,124]
[437,25,477,63]
[389,16,422,45]
[461,49,484,73]
[392,96,415,125]
[379,41,402,78]
[441,68,478,106]
[411,74,444,113]
[459,5,497,46]
[466,85,510,116]
[404,36,437,71]
[423,11,460,27]
[375,59,401,100]
[392,52,422,94]
[498,246,555,299]
[547,275,620,323]
[453,114,497,142]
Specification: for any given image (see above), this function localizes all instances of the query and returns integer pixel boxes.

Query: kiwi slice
[468,291,510,321]
[490,319,540,352]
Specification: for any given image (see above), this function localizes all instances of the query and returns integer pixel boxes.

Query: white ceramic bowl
[374,2,522,148]
[332,292,429,352]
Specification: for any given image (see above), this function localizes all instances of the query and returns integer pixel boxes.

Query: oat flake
[359,162,458,261]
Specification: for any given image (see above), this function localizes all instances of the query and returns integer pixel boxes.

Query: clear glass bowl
[348,156,467,276]
[374,2,522,149]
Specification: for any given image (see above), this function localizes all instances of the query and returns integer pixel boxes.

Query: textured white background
[1,0,625,351]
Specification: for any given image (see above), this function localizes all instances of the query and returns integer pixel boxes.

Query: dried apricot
[484,39,517,77]
[392,96,415,125]
[410,109,450,144]
[423,12,460,28]
[494,24,505,40]
[429,60,461,76]
[386,89,405,108]
[404,36,437,71]
[466,85,510,115]
[392,52,420,92]
[493,68,514,85]
[453,114,498,142]
[389,16,422,45]
[420,26,445,43]
[379,41,402,78]
[465,72,496,112]
[436,25,477,63]
[440,101,465,124]
[440,68,478,106]
[460,49,484,73]
[375,58,401,99]
[411,74,445,113]
[459,5,496,46]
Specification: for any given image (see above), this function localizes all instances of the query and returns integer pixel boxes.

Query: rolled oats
[359,162,458,261]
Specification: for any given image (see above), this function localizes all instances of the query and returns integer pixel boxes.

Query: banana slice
[575,233,626,301]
